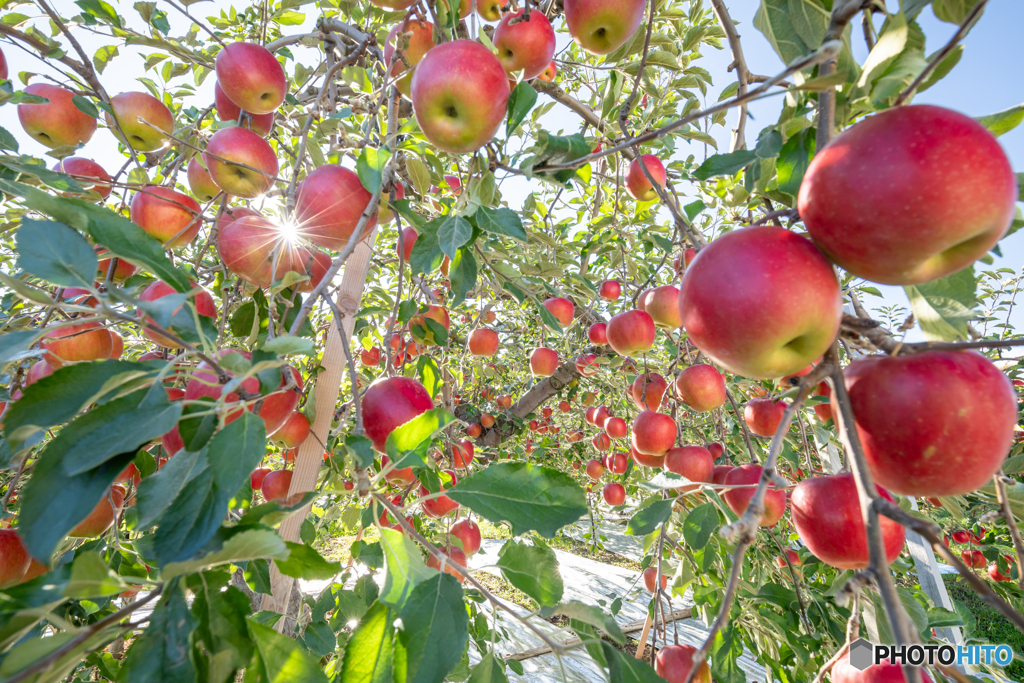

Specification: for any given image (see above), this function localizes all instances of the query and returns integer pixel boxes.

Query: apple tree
[0,0,1022,682]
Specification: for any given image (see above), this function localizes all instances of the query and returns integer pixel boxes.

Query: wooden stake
[634,612,653,660]
[264,233,377,622]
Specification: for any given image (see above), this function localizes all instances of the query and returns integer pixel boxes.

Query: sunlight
[271,215,303,246]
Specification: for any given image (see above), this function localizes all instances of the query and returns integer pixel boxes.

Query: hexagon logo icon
[849,638,874,671]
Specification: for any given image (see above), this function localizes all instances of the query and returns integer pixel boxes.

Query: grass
[943,576,1024,679]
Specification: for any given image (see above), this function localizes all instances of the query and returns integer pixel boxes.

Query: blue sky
[1,0,1021,339]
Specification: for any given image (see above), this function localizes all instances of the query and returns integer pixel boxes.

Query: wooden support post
[264,233,377,621]
[634,612,653,659]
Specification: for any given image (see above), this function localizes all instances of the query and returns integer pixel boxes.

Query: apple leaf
[119,581,198,682]
[474,206,527,242]
[274,542,342,580]
[16,219,97,287]
[357,146,391,193]
[248,619,330,683]
[506,81,537,137]
[775,128,816,196]
[626,498,673,536]
[341,602,395,682]
[394,574,468,683]
[447,462,587,537]
[409,216,445,275]
[496,539,563,607]
[385,408,457,470]
[904,265,978,341]
[448,247,477,307]
[601,642,664,682]
[692,150,757,181]
[975,103,1024,138]
[435,214,473,261]
[683,502,720,551]
[379,527,433,610]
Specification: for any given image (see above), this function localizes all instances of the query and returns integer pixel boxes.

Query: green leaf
[776,128,816,196]
[528,131,591,183]
[753,0,829,65]
[856,12,910,89]
[18,446,134,561]
[385,407,457,470]
[165,530,287,580]
[626,498,673,536]
[346,434,375,469]
[0,179,190,293]
[409,217,444,276]
[475,206,528,242]
[692,150,758,181]
[601,642,664,682]
[274,542,342,580]
[357,146,392,193]
[379,526,433,609]
[16,219,97,287]
[468,654,508,683]
[448,462,587,537]
[136,448,207,530]
[496,539,563,606]
[448,248,477,307]
[506,81,537,137]
[933,0,984,24]
[3,360,158,446]
[0,329,44,366]
[754,129,783,159]
[193,582,254,677]
[416,355,442,399]
[436,214,473,261]
[120,580,197,683]
[536,301,563,334]
[903,265,978,341]
[64,552,127,598]
[54,386,181,476]
[247,619,330,683]
[547,600,625,644]
[683,503,720,551]
[151,466,232,566]
[0,125,19,152]
[394,574,469,683]
[303,620,337,656]
[341,602,395,683]
[206,412,267,494]
[262,334,315,356]
[710,625,747,683]
[405,156,432,196]
[975,103,1024,137]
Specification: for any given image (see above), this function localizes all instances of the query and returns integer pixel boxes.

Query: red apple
[466,423,482,438]
[130,185,202,248]
[262,470,302,505]
[468,328,499,356]
[722,465,787,527]
[204,126,278,198]
[273,411,310,449]
[588,322,608,345]
[215,42,287,115]
[664,445,714,492]
[410,40,510,154]
[631,411,676,456]
[410,305,450,346]
[542,297,574,327]
[218,214,308,288]
[678,226,842,379]
[0,47,6,80]
[812,381,833,423]
[493,10,556,80]
[606,309,656,356]
[381,454,416,487]
[564,0,647,55]
[420,470,459,518]
[378,182,406,223]
[989,563,1011,582]
[213,81,274,136]
[603,482,625,506]
[799,105,1016,285]
[536,60,557,82]
[631,372,668,411]
[674,364,726,412]
[384,19,436,96]
[295,165,377,251]
[450,518,481,555]
[452,440,474,469]
[711,465,733,485]
[18,83,96,149]
[626,154,666,202]
[295,248,332,292]
[363,376,435,452]
[138,280,216,347]
[631,444,665,469]
[187,157,220,202]
[585,458,605,479]
[40,320,113,367]
[706,442,724,461]
[69,485,125,537]
[52,157,110,200]
[530,347,559,376]
[108,330,124,359]
[426,545,467,582]
[0,530,31,588]
[961,550,986,569]
[608,452,628,474]
[644,285,681,328]
[655,644,712,683]
[250,467,272,491]
[643,565,667,592]
[575,353,599,376]
[480,413,495,428]
[558,400,571,412]
[791,473,905,569]
[744,398,788,437]
[105,91,174,152]
[843,350,1017,497]
[598,280,620,301]
[831,651,934,683]
[592,432,611,452]
[604,416,628,439]
[397,227,419,261]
